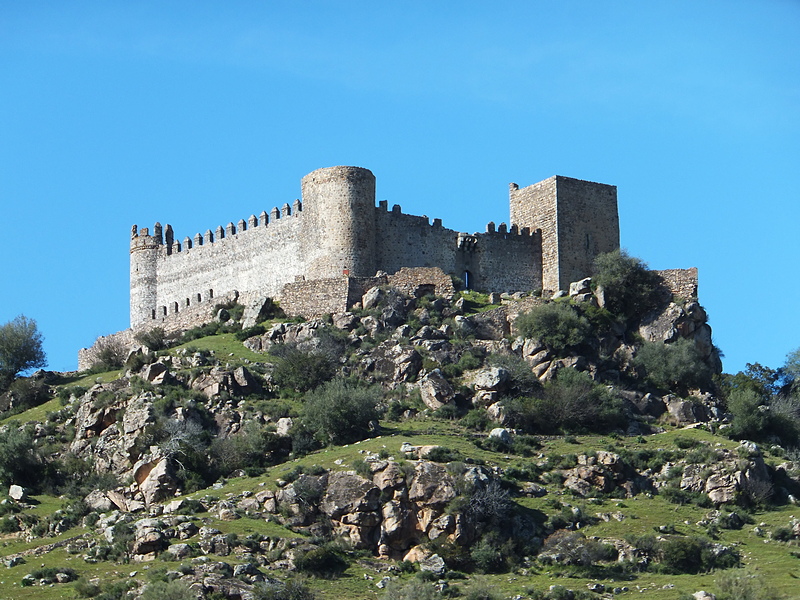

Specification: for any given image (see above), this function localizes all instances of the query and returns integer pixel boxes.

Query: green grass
[2,326,798,599]
[172,332,266,363]
[0,396,63,426]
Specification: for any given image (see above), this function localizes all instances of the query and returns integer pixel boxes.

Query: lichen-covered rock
[418,370,455,410]
[320,471,380,520]
[409,462,456,506]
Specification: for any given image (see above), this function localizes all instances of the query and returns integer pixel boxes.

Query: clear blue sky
[1,1,798,375]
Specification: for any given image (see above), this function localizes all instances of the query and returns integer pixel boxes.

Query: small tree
[0,315,46,390]
[302,378,380,445]
[592,249,664,322]
[633,338,712,393]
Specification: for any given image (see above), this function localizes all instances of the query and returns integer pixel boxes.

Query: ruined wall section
[130,207,306,329]
[655,268,699,301]
[510,176,618,292]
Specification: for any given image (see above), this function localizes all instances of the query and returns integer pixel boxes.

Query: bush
[727,388,770,441]
[134,327,169,351]
[633,338,712,392]
[90,337,127,371]
[486,353,541,397]
[715,570,785,600]
[0,315,46,390]
[294,544,348,577]
[272,347,336,394]
[0,427,40,489]
[381,578,442,600]
[139,580,197,600]
[592,249,664,322]
[515,303,591,354]
[463,579,503,600]
[539,530,617,567]
[424,446,463,463]
[210,421,284,477]
[235,324,267,341]
[302,378,380,445]
[1,377,50,416]
[658,535,739,574]
[253,577,317,600]
[74,577,102,597]
[505,369,626,434]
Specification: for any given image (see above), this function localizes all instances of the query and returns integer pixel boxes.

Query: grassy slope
[2,328,799,599]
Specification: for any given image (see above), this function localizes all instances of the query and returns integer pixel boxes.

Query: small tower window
[463,270,472,290]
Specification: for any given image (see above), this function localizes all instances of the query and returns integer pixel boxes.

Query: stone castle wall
[510,176,618,292]
[130,166,560,332]
[656,268,699,301]
[130,208,306,329]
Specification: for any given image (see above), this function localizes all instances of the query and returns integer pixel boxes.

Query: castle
[129,166,620,329]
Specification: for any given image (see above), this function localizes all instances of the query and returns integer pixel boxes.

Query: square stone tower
[509,175,619,292]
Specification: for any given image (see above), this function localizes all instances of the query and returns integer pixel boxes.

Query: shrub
[90,337,127,371]
[461,409,490,431]
[486,353,541,397]
[302,378,380,445]
[515,303,591,354]
[633,338,712,392]
[271,347,336,394]
[1,377,50,416]
[726,388,770,441]
[294,544,348,577]
[0,427,40,489]
[592,249,665,322]
[381,578,441,600]
[470,536,507,573]
[0,516,19,533]
[424,446,463,463]
[464,480,515,531]
[658,535,739,574]
[505,369,626,434]
[139,580,197,600]
[539,530,617,567]
[252,577,317,600]
[134,327,169,351]
[235,324,267,341]
[210,421,284,477]
[715,570,784,600]
[74,577,102,597]
[463,578,503,600]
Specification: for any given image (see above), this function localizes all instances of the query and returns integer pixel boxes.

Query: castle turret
[300,166,377,279]
[510,176,619,292]
[130,223,161,327]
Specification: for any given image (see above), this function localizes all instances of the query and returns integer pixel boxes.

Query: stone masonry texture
[129,166,623,332]
[77,166,702,368]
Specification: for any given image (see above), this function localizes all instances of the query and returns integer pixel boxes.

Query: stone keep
[129,166,619,328]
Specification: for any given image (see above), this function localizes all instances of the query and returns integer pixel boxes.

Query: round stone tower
[300,166,377,279]
[130,224,161,328]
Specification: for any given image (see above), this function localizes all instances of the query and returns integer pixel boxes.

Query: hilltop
[0,252,799,600]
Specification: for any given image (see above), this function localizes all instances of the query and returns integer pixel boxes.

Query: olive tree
[0,315,46,390]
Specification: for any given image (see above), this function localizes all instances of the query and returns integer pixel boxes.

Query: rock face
[418,370,455,410]
[671,442,772,505]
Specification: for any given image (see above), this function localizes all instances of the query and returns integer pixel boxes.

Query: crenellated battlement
[128,165,620,329]
[131,199,306,259]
